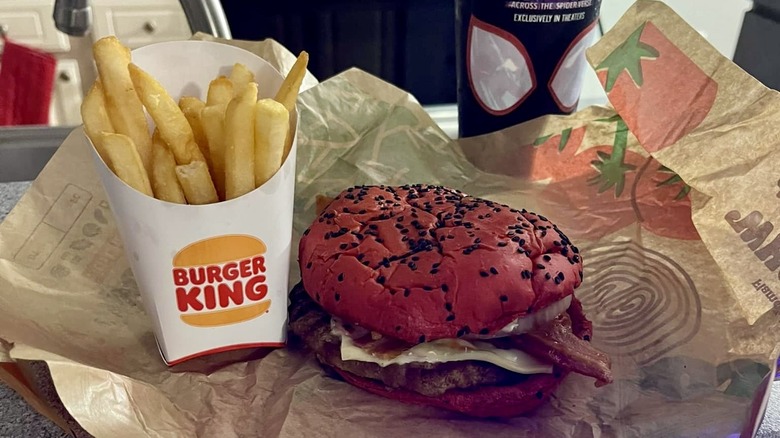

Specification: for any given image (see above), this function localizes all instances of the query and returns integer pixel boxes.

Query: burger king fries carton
[90,41,297,365]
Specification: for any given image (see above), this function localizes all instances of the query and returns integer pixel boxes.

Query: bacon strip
[515,312,613,387]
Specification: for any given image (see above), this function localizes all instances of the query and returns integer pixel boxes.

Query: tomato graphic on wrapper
[172,235,273,327]
[594,21,718,152]
[522,116,698,241]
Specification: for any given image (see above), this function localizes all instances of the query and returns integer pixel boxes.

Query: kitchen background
[0,0,762,183]
[0,0,773,436]
[0,0,758,131]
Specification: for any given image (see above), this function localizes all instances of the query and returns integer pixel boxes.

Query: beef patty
[288,282,553,397]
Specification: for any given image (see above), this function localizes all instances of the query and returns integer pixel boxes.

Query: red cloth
[0,38,57,126]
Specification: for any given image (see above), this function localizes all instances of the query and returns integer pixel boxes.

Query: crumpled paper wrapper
[0,2,778,437]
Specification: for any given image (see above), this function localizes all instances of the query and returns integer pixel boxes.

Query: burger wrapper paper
[0,1,778,436]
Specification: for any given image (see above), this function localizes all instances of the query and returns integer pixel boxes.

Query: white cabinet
[91,0,192,49]
[0,0,190,127]
[48,59,83,126]
[0,1,70,53]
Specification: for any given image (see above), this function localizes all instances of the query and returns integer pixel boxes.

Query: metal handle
[177,0,232,39]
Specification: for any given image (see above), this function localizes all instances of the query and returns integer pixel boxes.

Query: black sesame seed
[303,228,311,236]
[536,264,545,269]
[376,238,384,243]
[442,284,449,292]
[306,262,312,269]
[497,241,508,247]
[583,335,591,341]
[554,277,561,285]
[362,261,370,266]
[535,391,543,400]
[446,314,455,321]
[553,240,561,246]
[408,262,417,270]
[519,239,526,245]
[377,276,386,284]
[479,271,489,277]
[419,335,426,343]
[543,255,551,262]
[338,273,344,282]
[357,253,365,261]
[412,256,420,261]
[339,243,348,250]
[423,286,433,291]
[479,328,490,335]
[359,209,367,214]
[404,288,411,297]
[545,272,552,280]
[499,295,508,302]
[490,267,498,275]
[390,289,397,295]
[335,293,341,301]
[369,224,378,230]
[430,269,439,274]
[572,246,579,254]
[512,236,521,242]
[521,270,531,279]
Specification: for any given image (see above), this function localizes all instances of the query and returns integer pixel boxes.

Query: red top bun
[299,185,583,344]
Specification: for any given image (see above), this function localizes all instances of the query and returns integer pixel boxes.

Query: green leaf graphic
[558,127,572,152]
[533,134,552,146]
[588,116,636,197]
[595,22,660,92]
[657,165,692,201]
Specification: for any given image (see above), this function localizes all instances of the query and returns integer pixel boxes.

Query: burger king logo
[172,235,271,327]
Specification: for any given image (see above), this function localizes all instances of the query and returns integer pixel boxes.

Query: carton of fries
[84,39,301,364]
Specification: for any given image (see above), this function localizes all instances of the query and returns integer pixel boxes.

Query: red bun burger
[290,184,612,417]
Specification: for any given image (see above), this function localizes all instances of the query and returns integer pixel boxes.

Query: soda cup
[456,0,602,138]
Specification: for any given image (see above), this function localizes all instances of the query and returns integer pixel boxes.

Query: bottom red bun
[334,367,568,418]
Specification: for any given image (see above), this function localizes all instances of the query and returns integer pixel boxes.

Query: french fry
[100,133,153,197]
[179,97,210,167]
[175,161,219,205]
[254,99,289,187]
[80,81,115,165]
[151,130,186,204]
[224,83,258,200]
[128,63,206,165]
[92,36,153,173]
[274,51,308,160]
[229,63,255,96]
[207,76,234,106]
[200,103,228,200]
[274,51,309,113]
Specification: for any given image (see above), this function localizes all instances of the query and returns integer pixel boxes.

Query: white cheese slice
[338,333,553,375]
[333,296,575,375]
